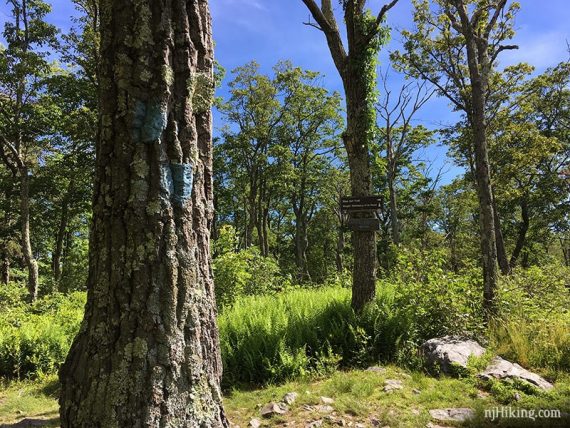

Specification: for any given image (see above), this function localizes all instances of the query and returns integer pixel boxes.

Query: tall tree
[275,64,342,281]
[394,0,519,315]
[0,0,59,301]
[301,0,400,310]
[59,0,228,426]
[376,69,434,244]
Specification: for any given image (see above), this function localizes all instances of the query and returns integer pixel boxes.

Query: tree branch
[490,44,518,65]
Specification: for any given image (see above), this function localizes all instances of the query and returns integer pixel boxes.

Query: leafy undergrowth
[2,368,569,427]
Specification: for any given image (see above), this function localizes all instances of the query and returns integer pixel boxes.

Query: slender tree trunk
[336,225,344,273]
[59,1,228,426]
[53,199,69,283]
[19,168,39,302]
[387,151,400,244]
[492,193,510,275]
[463,31,498,317]
[509,197,530,270]
[0,245,9,285]
[294,215,311,282]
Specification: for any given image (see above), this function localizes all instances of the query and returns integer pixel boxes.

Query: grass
[3,367,567,427]
[0,374,59,426]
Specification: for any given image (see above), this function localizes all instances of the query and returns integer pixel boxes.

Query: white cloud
[502,31,568,70]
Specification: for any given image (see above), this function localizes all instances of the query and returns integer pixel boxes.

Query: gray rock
[320,396,335,404]
[383,379,403,392]
[283,392,299,405]
[315,404,335,413]
[429,408,475,422]
[305,420,323,428]
[478,357,553,391]
[260,402,288,418]
[366,366,386,373]
[248,418,262,428]
[421,336,485,374]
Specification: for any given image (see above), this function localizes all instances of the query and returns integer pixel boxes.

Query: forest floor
[1,366,569,427]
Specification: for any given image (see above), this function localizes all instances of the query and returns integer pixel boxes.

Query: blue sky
[2,0,569,184]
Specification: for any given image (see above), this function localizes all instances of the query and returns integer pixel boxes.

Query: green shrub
[213,225,287,307]
[0,287,85,379]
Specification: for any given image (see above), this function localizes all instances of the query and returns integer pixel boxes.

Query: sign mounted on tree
[340,196,382,212]
[340,195,382,232]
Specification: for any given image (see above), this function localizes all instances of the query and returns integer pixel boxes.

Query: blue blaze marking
[132,100,168,144]
[170,162,194,206]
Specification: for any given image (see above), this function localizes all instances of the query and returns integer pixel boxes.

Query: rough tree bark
[301,0,400,311]
[59,1,228,426]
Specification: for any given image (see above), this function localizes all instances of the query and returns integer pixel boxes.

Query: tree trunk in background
[20,168,39,302]
[301,0,401,310]
[462,22,498,317]
[509,197,530,270]
[0,246,9,285]
[492,193,510,275]
[59,1,228,426]
[387,147,400,245]
[294,217,311,282]
[53,198,69,283]
[336,226,344,272]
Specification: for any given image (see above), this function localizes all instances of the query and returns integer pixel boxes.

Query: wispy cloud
[503,31,568,70]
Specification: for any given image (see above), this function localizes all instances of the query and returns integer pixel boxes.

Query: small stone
[429,408,475,422]
[320,396,335,404]
[249,418,261,428]
[305,420,323,428]
[367,366,386,373]
[476,390,489,399]
[260,402,287,418]
[283,392,299,405]
[369,417,381,426]
[514,392,521,401]
[355,424,366,428]
[411,408,421,415]
[315,405,335,413]
[412,388,421,395]
[383,379,403,392]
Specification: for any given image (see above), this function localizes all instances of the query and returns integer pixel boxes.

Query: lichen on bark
[59,1,228,426]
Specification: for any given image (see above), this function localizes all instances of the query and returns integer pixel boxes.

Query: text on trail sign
[340,196,382,212]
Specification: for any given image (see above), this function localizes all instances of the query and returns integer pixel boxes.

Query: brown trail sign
[340,196,382,232]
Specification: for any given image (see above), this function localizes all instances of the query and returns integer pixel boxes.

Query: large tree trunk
[20,168,39,302]
[345,93,376,309]
[59,1,228,426]
[509,197,530,270]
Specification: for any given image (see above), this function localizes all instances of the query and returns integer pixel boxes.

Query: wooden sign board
[341,196,382,212]
[347,218,381,232]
